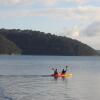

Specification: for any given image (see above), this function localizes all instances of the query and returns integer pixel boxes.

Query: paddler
[61,65,68,74]
[54,69,58,75]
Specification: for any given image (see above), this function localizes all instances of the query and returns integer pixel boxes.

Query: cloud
[0,0,32,6]
[0,0,65,6]
[67,26,80,37]
[0,0,100,7]
[75,0,100,5]
[39,0,60,5]
[0,6,100,23]
[61,21,100,49]
[40,0,100,6]
[0,10,39,18]
[0,0,100,27]
[75,0,88,4]
[61,20,100,39]
[82,21,100,37]
[0,0,95,6]
[58,25,80,38]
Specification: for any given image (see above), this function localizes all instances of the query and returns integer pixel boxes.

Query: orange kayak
[51,73,72,78]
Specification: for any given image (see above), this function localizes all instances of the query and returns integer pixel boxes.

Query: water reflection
[51,76,75,100]
[53,76,68,81]
[53,76,58,80]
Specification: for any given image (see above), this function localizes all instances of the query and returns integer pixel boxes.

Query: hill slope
[0,29,98,56]
[0,34,21,54]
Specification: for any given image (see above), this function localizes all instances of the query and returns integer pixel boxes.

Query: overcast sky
[0,0,100,49]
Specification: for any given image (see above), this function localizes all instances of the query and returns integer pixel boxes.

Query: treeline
[0,28,98,55]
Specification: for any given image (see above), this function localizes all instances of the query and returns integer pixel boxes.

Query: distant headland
[0,28,98,56]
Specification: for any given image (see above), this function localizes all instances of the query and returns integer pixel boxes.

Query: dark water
[0,55,100,100]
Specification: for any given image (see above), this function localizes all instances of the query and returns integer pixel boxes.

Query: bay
[0,55,100,100]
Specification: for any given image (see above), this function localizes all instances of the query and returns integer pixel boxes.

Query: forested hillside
[0,34,21,54]
[0,29,98,55]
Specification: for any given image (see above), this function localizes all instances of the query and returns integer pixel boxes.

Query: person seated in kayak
[61,65,68,74]
[54,69,58,75]
[61,69,66,74]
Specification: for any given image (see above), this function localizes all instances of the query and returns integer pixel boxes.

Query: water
[0,55,100,100]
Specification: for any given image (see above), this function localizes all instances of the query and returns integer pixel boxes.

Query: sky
[0,0,100,49]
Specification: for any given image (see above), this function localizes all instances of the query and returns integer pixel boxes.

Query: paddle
[49,66,68,70]
[49,66,55,70]
[66,65,68,69]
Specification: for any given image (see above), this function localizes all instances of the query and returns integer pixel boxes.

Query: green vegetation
[0,34,21,54]
[0,28,98,56]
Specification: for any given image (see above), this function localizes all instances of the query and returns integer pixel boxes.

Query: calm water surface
[0,55,100,100]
